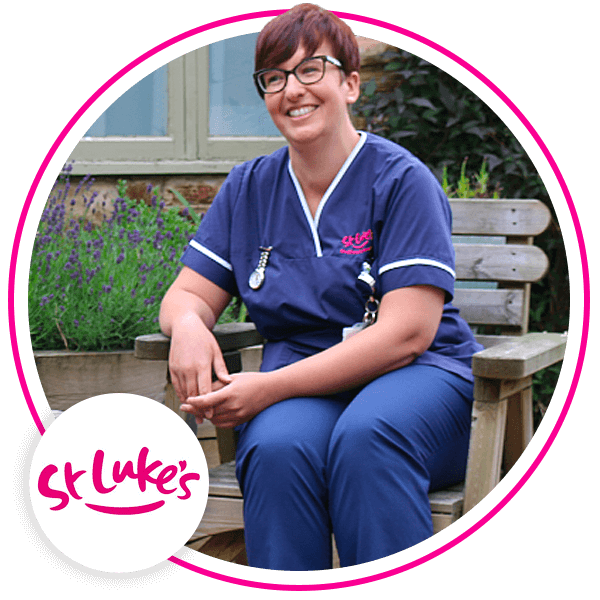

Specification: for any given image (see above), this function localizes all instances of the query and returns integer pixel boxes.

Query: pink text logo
[37,446,200,515]
[341,229,373,254]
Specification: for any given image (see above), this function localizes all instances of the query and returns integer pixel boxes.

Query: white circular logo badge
[29,394,209,572]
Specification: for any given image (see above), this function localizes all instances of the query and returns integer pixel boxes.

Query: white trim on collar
[288,131,367,258]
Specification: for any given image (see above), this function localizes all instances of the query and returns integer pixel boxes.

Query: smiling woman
[159,3,483,571]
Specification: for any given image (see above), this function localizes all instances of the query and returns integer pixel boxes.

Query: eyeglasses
[254,55,343,94]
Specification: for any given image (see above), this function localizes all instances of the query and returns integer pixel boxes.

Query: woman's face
[263,41,360,149]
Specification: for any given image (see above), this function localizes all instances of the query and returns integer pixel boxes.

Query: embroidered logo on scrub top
[340,229,373,255]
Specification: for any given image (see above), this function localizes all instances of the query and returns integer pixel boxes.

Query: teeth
[289,106,316,117]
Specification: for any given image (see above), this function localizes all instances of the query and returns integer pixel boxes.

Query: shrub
[354,48,545,200]
[29,166,199,351]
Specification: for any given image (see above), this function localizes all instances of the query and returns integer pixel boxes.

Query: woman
[160,4,482,570]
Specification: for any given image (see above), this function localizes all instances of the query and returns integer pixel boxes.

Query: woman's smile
[288,105,318,118]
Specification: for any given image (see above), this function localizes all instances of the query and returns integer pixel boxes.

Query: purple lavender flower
[128,230,142,245]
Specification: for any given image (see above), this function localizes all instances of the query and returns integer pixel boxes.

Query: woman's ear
[344,71,361,105]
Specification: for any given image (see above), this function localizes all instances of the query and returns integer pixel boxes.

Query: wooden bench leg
[503,386,534,475]
[463,392,508,513]
[464,375,536,513]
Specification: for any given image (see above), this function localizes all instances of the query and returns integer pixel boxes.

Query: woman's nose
[284,73,307,99]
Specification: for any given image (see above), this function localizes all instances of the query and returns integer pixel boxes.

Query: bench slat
[454,289,524,326]
[454,243,548,282]
[450,199,551,236]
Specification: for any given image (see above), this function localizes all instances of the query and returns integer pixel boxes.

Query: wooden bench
[134,198,567,563]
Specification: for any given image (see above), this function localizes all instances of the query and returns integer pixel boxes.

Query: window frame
[69,44,286,176]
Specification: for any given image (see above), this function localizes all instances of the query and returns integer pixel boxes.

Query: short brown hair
[254,4,360,96]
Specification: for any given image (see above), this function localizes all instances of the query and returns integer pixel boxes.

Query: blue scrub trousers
[235,363,474,570]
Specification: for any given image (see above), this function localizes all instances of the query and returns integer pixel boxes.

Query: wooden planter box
[34,348,225,468]
[34,349,167,412]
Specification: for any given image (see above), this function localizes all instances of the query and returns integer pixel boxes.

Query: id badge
[342,321,369,341]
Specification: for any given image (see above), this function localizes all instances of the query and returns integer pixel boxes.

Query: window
[69,33,285,175]
[209,35,280,137]
[85,66,169,137]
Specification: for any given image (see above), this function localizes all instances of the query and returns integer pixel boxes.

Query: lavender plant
[29,165,198,351]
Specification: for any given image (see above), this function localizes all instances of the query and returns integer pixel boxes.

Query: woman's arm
[183,285,445,427]
[274,284,444,395]
[159,266,233,405]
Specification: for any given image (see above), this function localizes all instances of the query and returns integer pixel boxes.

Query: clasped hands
[168,321,279,428]
[178,371,275,429]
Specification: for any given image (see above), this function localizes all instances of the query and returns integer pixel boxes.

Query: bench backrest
[134,199,552,363]
[449,199,551,338]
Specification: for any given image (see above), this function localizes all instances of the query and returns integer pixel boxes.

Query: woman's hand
[168,313,232,413]
[181,372,280,428]
[159,267,233,423]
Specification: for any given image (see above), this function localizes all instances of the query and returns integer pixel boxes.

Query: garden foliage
[28,166,199,351]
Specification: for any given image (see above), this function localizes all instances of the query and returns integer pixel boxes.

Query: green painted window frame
[69,47,286,176]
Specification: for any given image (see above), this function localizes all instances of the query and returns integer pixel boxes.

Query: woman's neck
[288,125,361,206]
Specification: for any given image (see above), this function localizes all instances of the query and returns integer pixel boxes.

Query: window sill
[68,159,245,176]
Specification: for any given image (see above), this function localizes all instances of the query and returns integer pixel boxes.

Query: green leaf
[169,188,201,224]
[407,97,436,110]
[383,61,403,71]
[364,80,378,97]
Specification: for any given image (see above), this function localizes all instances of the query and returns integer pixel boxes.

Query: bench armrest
[134,322,263,361]
[472,332,567,380]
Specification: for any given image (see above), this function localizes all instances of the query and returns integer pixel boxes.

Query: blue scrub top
[181,132,482,381]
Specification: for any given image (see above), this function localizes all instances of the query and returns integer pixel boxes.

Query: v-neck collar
[287,131,367,257]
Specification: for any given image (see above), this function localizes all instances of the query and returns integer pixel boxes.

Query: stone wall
[56,37,393,220]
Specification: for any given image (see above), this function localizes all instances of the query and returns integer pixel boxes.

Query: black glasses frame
[253,55,343,94]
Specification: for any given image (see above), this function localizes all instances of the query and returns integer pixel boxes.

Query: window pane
[209,33,280,136]
[85,66,168,137]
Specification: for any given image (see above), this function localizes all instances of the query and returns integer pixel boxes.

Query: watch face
[248,269,264,290]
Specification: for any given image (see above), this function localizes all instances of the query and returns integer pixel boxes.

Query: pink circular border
[11,8,589,591]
